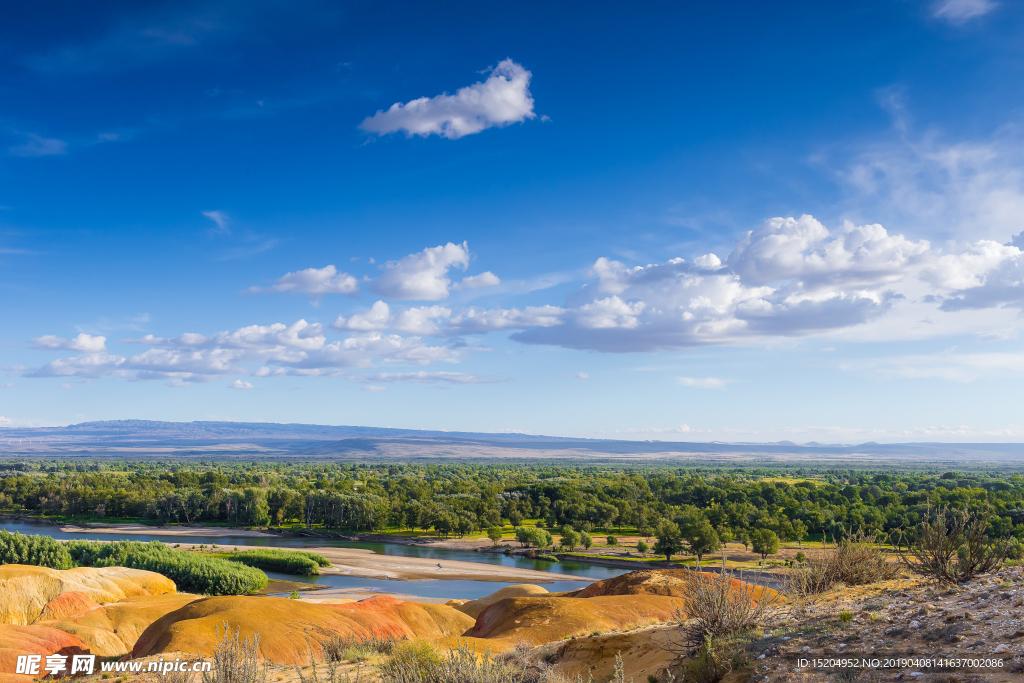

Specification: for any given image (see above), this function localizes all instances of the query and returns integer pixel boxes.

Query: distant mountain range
[1,420,1023,465]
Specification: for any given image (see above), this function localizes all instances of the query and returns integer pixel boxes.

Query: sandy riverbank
[50,524,588,583]
[58,522,272,537]
[192,541,587,582]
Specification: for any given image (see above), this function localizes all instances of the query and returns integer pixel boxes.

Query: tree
[791,520,808,548]
[751,529,780,561]
[179,488,206,525]
[515,527,532,547]
[560,526,580,551]
[685,520,721,565]
[580,532,593,550]
[716,526,733,545]
[487,526,504,546]
[653,521,684,561]
[508,509,524,528]
[606,535,618,546]
[738,530,751,551]
[636,540,649,555]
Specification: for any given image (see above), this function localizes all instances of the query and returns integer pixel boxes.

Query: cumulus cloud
[25,318,454,382]
[447,305,565,333]
[932,0,997,22]
[677,376,726,389]
[360,59,536,140]
[333,302,453,335]
[31,333,107,353]
[372,242,470,300]
[252,265,359,297]
[454,272,501,289]
[228,380,254,389]
[512,215,1022,352]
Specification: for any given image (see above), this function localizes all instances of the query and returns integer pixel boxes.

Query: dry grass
[376,640,559,683]
[899,506,1011,584]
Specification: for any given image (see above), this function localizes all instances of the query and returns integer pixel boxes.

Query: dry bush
[900,506,1011,585]
[669,570,784,651]
[323,633,401,663]
[679,636,732,683]
[790,530,902,596]
[201,622,268,683]
[376,640,557,683]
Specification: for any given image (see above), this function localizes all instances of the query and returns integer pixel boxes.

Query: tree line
[1,461,1023,552]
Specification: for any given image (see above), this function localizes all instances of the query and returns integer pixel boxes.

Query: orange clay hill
[0,565,177,626]
[571,567,776,601]
[0,624,90,683]
[133,595,476,665]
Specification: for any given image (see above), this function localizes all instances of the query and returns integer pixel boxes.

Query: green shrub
[228,549,329,576]
[66,539,267,595]
[0,530,73,569]
[839,610,854,623]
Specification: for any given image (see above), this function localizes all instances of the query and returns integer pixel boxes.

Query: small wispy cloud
[676,376,726,389]
[932,0,997,22]
[10,133,67,157]
[362,385,387,392]
[574,372,589,379]
[202,210,230,234]
[363,371,500,384]
[228,379,254,389]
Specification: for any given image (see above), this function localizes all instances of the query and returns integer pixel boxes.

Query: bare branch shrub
[668,570,784,652]
[790,530,902,596]
[901,506,1011,584]
[201,622,268,683]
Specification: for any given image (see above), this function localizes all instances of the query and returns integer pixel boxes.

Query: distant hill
[1,419,1023,465]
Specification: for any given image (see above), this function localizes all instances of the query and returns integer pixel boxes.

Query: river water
[0,518,627,600]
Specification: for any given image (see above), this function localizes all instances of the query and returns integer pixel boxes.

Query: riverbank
[193,542,589,583]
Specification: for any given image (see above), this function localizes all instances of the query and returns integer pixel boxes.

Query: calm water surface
[1,517,625,599]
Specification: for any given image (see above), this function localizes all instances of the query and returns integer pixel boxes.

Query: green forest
[2,460,1023,550]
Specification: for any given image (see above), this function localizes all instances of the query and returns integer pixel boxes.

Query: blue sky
[3,0,1024,441]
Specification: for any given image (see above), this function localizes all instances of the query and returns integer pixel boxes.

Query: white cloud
[26,353,126,378]
[846,350,1024,382]
[31,333,107,353]
[360,59,536,140]
[333,302,453,335]
[168,379,191,387]
[676,376,726,389]
[843,123,1024,243]
[392,306,452,335]
[202,210,230,234]
[372,242,470,300]
[362,385,387,392]
[25,317,455,382]
[574,372,589,379]
[447,305,565,333]
[0,415,10,424]
[253,265,359,297]
[333,301,393,331]
[10,133,67,157]
[932,0,997,22]
[454,271,501,289]
[363,371,497,384]
[512,216,1014,352]
[228,380,254,389]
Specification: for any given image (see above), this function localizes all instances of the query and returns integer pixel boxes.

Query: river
[0,518,628,600]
